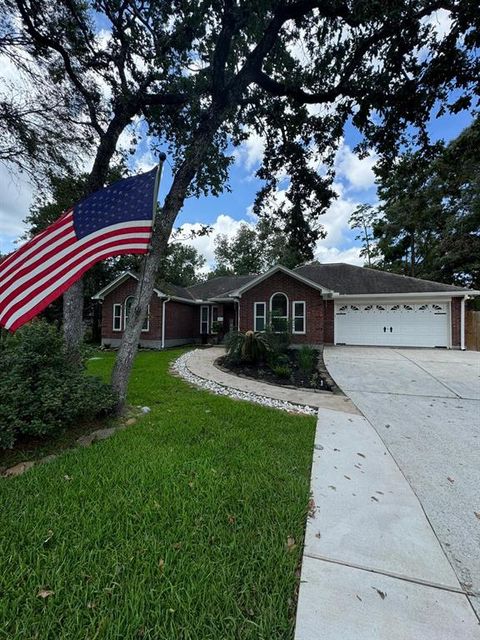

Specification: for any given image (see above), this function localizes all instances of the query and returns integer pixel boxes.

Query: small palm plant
[226,330,271,363]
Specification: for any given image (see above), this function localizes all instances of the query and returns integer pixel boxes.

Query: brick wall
[323,300,334,343]
[451,297,461,347]
[102,277,162,341]
[239,271,325,344]
[101,276,201,344]
[165,300,200,340]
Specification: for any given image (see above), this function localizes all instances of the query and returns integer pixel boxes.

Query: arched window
[124,296,150,332]
[270,292,288,332]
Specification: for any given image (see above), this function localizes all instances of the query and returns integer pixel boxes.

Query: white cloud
[0,164,33,255]
[334,142,377,191]
[234,131,265,171]
[424,9,452,39]
[133,149,158,173]
[180,214,254,270]
[314,245,363,265]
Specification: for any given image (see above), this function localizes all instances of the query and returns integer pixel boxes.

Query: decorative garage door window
[433,303,447,314]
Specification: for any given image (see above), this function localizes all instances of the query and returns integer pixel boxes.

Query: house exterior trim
[336,291,477,300]
[230,264,338,298]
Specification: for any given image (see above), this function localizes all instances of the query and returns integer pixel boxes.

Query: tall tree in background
[371,119,479,287]
[433,118,480,287]
[348,204,379,267]
[373,146,445,277]
[3,0,479,407]
[214,224,263,275]
[157,243,206,287]
[212,215,324,275]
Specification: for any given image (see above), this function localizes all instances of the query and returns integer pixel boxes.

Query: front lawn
[0,349,315,639]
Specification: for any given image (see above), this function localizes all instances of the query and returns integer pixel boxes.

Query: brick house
[92,263,479,349]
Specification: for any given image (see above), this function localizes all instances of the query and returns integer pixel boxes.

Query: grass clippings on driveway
[0,349,315,640]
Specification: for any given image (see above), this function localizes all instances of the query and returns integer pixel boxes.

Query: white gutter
[161,297,170,349]
[461,295,467,350]
[336,291,475,300]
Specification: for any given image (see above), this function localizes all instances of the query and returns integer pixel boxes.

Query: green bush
[226,330,271,363]
[0,320,117,449]
[271,364,292,379]
[264,325,291,355]
[298,346,316,375]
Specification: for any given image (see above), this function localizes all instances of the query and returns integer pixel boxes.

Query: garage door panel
[335,302,449,348]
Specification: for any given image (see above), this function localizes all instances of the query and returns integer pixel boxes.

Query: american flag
[0,166,159,331]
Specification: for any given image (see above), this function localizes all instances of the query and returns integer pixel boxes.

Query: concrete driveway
[323,346,480,618]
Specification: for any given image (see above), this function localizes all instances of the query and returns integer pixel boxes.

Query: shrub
[226,330,271,363]
[271,364,292,379]
[0,320,117,449]
[264,324,291,355]
[298,346,316,375]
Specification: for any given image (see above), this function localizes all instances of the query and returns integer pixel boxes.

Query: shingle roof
[187,274,257,300]
[96,263,472,303]
[294,262,468,295]
[155,281,194,300]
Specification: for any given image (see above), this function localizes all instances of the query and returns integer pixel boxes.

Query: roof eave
[232,264,338,297]
[91,270,167,300]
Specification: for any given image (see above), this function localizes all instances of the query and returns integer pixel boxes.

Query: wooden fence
[466,310,480,351]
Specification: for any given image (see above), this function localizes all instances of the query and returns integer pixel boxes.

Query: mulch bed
[218,348,334,391]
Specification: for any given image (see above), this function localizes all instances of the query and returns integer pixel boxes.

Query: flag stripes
[0,215,153,331]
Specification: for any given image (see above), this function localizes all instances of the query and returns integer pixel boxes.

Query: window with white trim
[293,301,306,334]
[124,296,150,332]
[270,292,288,332]
[200,305,209,334]
[254,302,266,332]
[113,304,122,331]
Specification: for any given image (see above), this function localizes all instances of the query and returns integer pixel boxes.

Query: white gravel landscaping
[172,350,318,416]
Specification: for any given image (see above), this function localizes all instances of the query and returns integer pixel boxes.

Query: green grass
[0,349,315,639]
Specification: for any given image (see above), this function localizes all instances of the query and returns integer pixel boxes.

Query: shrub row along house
[93,262,479,350]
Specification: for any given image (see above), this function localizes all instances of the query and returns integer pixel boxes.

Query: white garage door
[335,302,449,348]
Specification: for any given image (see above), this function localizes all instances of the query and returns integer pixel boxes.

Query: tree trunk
[63,279,85,364]
[111,120,220,409]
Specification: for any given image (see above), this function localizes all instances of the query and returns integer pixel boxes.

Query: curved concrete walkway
[183,347,359,415]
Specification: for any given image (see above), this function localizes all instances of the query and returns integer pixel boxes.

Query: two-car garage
[334,301,450,348]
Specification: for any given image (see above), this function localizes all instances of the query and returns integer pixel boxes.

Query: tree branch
[249,0,453,105]
[15,0,104,136]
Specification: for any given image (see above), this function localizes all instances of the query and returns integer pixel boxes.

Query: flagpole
[152,152,167,223]
[136,153,167,305]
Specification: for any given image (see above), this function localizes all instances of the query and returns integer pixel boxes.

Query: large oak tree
[2,0,479,407]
